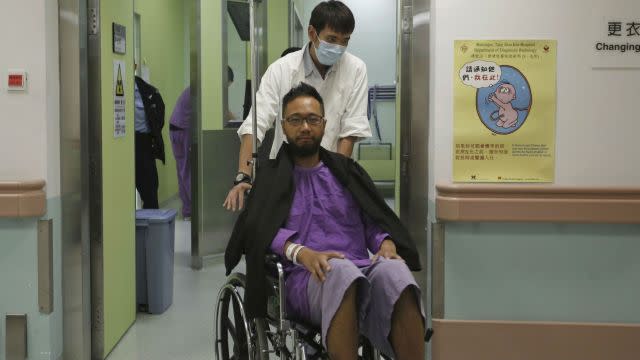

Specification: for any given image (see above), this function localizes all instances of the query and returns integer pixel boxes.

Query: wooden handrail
[436,183,640,224]
[0,180,46,218]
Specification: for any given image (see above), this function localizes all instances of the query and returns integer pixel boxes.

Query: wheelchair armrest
[264,253,283,277]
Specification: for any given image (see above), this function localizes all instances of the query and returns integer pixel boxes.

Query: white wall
[430,0,640,201]
[0,3,61,358]
[46,0,61,198]
[0,0,60,197]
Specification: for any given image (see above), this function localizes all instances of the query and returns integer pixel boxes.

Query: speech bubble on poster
[459,60,502,88]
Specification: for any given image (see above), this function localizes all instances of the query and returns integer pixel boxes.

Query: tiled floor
[107,215,242,360]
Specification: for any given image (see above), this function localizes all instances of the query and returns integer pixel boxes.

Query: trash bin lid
[135,209,178,223]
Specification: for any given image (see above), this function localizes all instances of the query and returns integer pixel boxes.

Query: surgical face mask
[314,39,346,66]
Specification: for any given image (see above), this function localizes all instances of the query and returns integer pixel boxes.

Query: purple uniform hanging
[169,87,191,217]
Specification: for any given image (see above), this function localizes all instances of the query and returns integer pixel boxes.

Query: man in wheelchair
[225,83,425,359]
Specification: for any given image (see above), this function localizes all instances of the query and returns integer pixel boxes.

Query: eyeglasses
[284,115,325,127]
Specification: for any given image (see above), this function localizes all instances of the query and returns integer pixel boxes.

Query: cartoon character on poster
[459,61,532,135]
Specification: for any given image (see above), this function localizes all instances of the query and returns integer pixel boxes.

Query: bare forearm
[238,134,254,175]
[337,136,357,157]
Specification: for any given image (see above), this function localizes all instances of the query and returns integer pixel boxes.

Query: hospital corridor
[1,0,640,360]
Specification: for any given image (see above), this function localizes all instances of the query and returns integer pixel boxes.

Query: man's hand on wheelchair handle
[297,248,345,283]
[223,182,252,212]
[371,239,403,263]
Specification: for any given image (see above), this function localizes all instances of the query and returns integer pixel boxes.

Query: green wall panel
[201,0,224,130]
[268,0,290,65]
[0,198,62,360]
[100,0,136,357]
[443,222,640,323]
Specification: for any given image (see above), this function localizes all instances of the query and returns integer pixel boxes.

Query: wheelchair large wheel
[215,273,269,360]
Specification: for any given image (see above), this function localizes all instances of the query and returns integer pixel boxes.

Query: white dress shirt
[238,43,372,159]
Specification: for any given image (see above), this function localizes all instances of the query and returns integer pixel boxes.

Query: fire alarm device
[7,70,27,91]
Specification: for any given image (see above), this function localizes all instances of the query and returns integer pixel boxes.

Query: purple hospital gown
[269,162,388,320]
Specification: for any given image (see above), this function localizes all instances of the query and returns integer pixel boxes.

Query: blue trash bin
[135,209,177,314]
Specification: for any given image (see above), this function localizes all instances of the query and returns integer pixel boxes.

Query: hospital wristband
[292,245,305,265]
[285,243,299,261]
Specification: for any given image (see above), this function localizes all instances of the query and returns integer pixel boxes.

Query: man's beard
[287,136,321,157]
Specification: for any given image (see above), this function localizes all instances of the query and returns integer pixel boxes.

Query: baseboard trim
[432,319,640,360]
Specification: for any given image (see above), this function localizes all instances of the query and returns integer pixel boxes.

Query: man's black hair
[227,66,234,83]
[281,47,302,58]
[309,1,355,35]
[282,82,325,116]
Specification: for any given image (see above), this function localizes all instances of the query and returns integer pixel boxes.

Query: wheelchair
[214,254,387,360]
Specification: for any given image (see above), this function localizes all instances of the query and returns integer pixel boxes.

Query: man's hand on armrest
[371,239,403,263]
[223,182,252,211]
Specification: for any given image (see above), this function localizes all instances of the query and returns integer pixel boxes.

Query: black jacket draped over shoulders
[225,143,421,319]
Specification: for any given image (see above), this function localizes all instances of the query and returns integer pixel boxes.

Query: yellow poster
[453,40,556,182]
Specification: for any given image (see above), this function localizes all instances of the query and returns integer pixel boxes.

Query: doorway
[59,0,430,358]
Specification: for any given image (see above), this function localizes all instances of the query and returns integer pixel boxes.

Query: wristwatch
[233,172,252,186]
